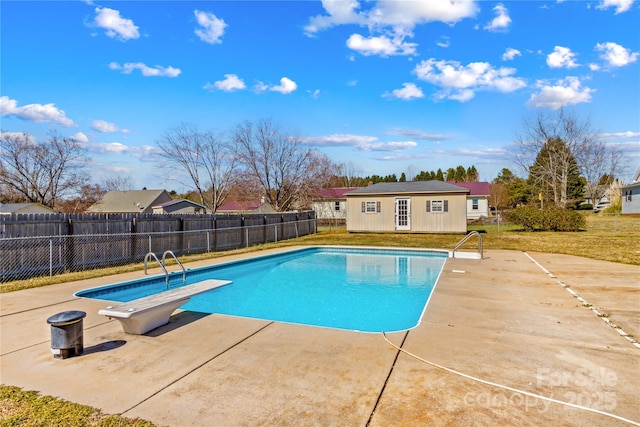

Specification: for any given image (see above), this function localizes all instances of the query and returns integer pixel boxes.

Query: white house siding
[466,197,489,220]
[312,200,347,222]
[622,182,640,215]
[346,194,467,233]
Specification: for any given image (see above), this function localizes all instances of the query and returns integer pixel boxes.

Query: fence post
[49,239,53,277]
[65,217,74,273]
[130,217,137,263]
[206,231,210,252]
[148,235,152,254]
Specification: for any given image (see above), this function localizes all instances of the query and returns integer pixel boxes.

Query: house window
[361,201,381,213]
[426,200,448,213]
[472,198,479,210]
[334,201,341,211]
[626,191,632,202]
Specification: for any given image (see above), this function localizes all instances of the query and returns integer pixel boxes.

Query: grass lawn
[1,212,637,426]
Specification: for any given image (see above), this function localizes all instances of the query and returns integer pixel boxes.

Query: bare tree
[233,119,336,212]
[575,138,624,205]
[104,175,135,191]
[156,124,239,212]
[515,108,620,208]
[0,132,88,209]
[336,161,363,187]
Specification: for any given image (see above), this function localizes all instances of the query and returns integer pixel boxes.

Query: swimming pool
[76,247,448,332]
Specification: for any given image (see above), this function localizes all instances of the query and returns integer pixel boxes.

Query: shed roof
[87,189,170,213]
[346,181,469,195]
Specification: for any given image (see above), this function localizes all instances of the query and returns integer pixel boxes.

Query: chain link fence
[1,217,316,283]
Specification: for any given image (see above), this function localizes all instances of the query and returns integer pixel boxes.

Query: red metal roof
[313,187,359,199]
[447,181,490,196]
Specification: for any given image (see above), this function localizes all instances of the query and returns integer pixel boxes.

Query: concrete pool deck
[1,248,639,426]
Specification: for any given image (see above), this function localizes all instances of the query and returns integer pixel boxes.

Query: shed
[152,199,207,215]
[87,189,173,214]
[345,181,469,233]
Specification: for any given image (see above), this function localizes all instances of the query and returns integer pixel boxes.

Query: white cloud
[93,7,139,41]
[204,74,246,92]
[598,131,640,139]
[436,37,450,48]
[528,77,594,109]
[502,47,521,61]
[589,63,601,71]
[384,83,424,100]
[484,4,511,32]
[385,128,448,141]
[308,89,321,99]
[0,96,75,126]
[306,0,479,35]
[253,78,297,94]
[546,46,579,68]
[413,59,526,102]
[302,133,416,152]
[92,119,129,133]
[270,77,298,94]
[194,10,227,44]
[595,42,639,67]
[109,62,181,77]
[70,132,89,143]
[596,0,635,14]
[346,33,417,57]
[305,1,478,59]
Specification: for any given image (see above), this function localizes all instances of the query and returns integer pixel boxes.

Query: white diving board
[99,279,231,335]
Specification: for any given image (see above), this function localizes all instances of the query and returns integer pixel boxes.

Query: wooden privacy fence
[0,211,317,282]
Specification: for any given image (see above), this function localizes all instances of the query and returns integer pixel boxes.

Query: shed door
[395,198,411,230]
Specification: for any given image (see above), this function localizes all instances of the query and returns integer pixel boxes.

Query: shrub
[507,207,586,231]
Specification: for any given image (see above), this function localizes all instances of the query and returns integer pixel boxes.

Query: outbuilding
[345,181,469,233]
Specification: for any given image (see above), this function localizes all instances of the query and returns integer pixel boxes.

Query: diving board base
[98,279,231,335]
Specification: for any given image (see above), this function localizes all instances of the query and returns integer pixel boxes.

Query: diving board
[99,279,231,335]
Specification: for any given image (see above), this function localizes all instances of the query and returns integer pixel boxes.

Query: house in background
[216,199,275,214]
[152,199,207,215]
[312,187,357,224]
[0,203,56,215]
[345,181,469,233]
[622,168,640,215]
[447,181,491,220]
[87,189,172,214]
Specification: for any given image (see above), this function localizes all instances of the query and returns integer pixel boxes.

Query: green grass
[1,213,638,425]
[0,386,157,427]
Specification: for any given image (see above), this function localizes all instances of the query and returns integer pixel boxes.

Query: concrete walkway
[1,248,639,426]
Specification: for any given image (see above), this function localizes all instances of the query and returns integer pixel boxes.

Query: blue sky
[1,0,639,191]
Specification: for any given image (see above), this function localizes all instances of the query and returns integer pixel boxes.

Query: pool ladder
[144,250,186,288]
[452,231,483,259]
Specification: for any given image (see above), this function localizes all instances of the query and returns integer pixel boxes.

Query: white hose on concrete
[382,332,640,426]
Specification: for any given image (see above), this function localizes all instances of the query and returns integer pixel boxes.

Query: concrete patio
[1,248,639,426]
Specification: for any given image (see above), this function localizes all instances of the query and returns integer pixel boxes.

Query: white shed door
[395,198,411,230]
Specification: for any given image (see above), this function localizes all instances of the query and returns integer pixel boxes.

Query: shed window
[427,200,448,213]
[361,201,381,213]
[334,201,341,211]
[626,191,632,202]
[472,198,479,210]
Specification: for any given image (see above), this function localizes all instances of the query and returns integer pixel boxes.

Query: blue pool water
[76,247,448,332]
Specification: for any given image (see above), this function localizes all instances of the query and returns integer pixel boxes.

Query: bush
[507,207,586,231]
